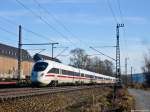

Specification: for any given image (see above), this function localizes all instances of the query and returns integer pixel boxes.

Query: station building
[0,43,33,79]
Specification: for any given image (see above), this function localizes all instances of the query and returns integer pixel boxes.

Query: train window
[33,62,48,72]
[48,68,59,74]
[77,72,80,76]
[98,77,102,79]
[95,76,102,80]
[62,70,68,75]
[85,74,91,78]
[90,75,94,78]
[67,71,71,75]
[70,71,74,76]
[67,71,70,75]
[74,72,80,76]
[62,70,75,76]
[81,73,84,77]
[85,74,88,78]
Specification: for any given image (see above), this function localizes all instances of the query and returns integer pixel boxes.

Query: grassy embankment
[0,87,134,112]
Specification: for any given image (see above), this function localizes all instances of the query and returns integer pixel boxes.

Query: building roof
[0,43,33,61]
[33,53,61,63]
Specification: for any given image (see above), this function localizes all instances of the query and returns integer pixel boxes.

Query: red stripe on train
[45,74,55,77]
[46,74,91,80]
[0,82,17,85]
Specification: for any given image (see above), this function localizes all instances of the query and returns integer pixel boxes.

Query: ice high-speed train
[31,60,116,86]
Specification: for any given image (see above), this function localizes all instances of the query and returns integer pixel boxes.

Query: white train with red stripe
[31,60,116,86]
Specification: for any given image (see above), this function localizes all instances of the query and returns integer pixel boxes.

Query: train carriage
[31,60,116,86]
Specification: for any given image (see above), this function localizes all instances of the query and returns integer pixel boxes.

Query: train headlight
[40,73,44,77]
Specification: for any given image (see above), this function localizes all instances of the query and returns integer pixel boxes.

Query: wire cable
[0,26,19,45]
[15,0,77,47]
[106,0,118,23]
[0,26,17,36]
[32,0,89,46]
[116,0,123,23]
[0,16,56,42]
[116,0,129,59]
[55,47,69,58]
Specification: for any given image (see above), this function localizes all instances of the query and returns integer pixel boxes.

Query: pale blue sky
[0,0,150,73]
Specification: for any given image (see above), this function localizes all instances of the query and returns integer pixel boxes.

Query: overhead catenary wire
[0,26,17,36]
[33,0,74,34]
[15,0,77,47]
[55,47,69,58]
[0,22,38,44]
[116,0,128,59]
[0,16,60,57]
[22,28,56,42]
[0,8,69,59]
[90,46,116,61]
[26,49,46,54]
[116,0,123,23]
[106,0,128,61]
[0,26,18,44]
[32,0,89,46]
[106,0,119,23]
[91,46,116,48]
[0,16,56,43]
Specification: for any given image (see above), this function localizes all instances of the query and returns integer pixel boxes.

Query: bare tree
[69,48,89,69]
[86,57,114,76]
[142,54,150,72]
[142,51,150,86]
[104,60,114,75]
[69,48,114,76]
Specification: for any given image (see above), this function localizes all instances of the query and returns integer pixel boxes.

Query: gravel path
[128,88,150,111]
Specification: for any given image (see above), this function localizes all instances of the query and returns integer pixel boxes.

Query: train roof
[33,53,61,63]
[36,60,116,79]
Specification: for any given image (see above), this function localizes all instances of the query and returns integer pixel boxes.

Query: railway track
[0,85,103,102]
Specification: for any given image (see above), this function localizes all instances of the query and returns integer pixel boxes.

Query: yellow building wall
[0,56,33,77]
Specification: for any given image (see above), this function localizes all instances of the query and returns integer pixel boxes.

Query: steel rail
[0,85,103,102]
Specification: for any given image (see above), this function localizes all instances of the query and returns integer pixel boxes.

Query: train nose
[32,72,44,77]
[31,72,45,82]
[40,73,44,77]
[31,72,37,81]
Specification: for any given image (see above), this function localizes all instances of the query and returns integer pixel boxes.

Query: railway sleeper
[0,85,103,102]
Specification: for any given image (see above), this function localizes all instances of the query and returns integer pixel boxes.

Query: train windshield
[33,62,48,72]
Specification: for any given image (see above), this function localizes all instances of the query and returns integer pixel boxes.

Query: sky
[0,0,150,74]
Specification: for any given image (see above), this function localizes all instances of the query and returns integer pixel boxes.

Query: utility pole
[131,66,133,85]
[116,24,124,84]
[18,25,22,81]
[113,23,124,107]
[125,58,127,76]
[51,43,59,58]
[125,57,129,85]
[112,24,124,105]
